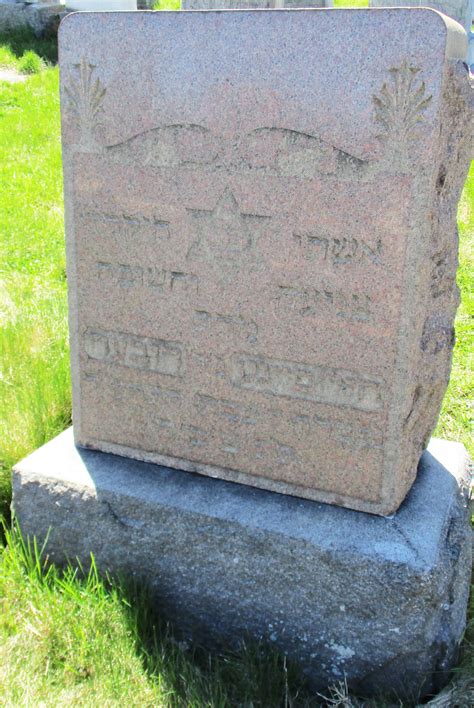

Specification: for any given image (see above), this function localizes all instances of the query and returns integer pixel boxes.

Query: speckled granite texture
[13,430,472,700]
[369,0,472,36]
[59,10,472,515]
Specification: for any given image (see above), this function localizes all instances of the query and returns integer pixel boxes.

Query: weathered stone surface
[370,0,471,38]
[13,430,472,700]
[59,10,472,515]
[369,1,474,69]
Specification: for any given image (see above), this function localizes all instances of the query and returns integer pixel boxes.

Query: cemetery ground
[0,22,472,708]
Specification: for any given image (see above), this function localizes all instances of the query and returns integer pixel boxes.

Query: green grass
[154,0,181,9]
[333,0,369,7]
[18,49,44,75]
[434,172,474,454]
[0,28,57,68]
[0,43,70,522]
[0,27,472,707]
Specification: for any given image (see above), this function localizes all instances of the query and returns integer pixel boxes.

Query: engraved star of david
[186,188,270,271]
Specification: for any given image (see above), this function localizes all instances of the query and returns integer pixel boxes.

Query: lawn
[0,17,472,707]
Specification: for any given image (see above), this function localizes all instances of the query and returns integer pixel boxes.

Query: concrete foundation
[12,429,472,701]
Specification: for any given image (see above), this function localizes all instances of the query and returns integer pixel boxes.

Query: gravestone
[13,9,473,699]
[369,0,471,37]
[59,8,470,516]
[369,0,474,70]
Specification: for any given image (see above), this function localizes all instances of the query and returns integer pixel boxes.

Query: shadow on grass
[113,576,320,707]
[0,28,58,65]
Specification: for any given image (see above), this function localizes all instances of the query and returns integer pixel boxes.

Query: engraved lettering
[231,353,383,412]
[156,417,173,430]
[90,375,182,402]
[253,437,296,465]
[195,393,257,426]
[170,271,199,294]
[97,261,114,280]
[239,126,370,179]
[295,232,383,265]
[79,209,171,239]
[307,235,329,260]
[194,310,258,343]
[103,121,371,180]
[360,239,383,264]
[84,328,183,376]
[117,264,144,288]
[278,284,372,321]
[221,444,238,456]
[185,424,208,448]
[96,261,199,295]
[292,413,384,451]
[105,123,221,170]
[276,442,296,463]
[147,267,167,291]
[193,352,227,379]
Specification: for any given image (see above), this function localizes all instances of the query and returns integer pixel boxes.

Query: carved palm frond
[373,61,432,147]
[64,57,106,146]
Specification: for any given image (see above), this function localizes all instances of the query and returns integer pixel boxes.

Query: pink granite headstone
[59,9,472,515]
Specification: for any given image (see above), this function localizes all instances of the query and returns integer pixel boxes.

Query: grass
[153,0,181,9]
[0,39,70,524]
[0,25,472,707]
[0,28,57,68]
[333,0,369,7]
[435,175,474,452]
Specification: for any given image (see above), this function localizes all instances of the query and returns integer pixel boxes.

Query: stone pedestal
[13,429,472,701]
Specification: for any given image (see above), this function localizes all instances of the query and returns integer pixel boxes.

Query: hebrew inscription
[62,10,469,514]
[294,232,383,265]
[79,209,171,239]
[84,329,184,377]
[194,310,258,344]
[292,413,384,452]
[277,284,372,321]
[96,261,199,295]
[231,354,383,412]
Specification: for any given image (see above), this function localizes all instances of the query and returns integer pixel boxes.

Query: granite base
[12,429,472,701]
